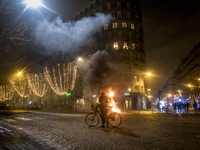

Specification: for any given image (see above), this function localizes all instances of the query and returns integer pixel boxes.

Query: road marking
[16,117,32,121]
[0,126,12,132]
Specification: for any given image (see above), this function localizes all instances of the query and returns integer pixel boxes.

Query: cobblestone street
[0,111,200,150]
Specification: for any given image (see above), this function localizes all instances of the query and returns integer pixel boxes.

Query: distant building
[67,0,147,110]
[162,42,200,104]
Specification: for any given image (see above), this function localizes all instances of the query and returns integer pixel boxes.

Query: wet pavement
[0,110,200,150]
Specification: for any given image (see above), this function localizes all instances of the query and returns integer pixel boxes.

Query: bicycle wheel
[107,112,122,128]
[85,112,100,127]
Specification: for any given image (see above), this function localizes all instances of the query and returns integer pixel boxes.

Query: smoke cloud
[83,50,113,94]
[33,13,113,52]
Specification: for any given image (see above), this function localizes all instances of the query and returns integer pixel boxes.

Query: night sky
[1,0,200,96]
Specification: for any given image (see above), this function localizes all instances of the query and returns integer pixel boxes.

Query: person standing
[157,100,161,111]
[173,102,177,113]
[186,102,190,112]
[99,91,108,128]
[193,101,197,113]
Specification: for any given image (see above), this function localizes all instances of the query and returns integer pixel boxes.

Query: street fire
[107,90,121,113]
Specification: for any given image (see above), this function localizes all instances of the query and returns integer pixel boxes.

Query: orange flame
[107,90,121,113]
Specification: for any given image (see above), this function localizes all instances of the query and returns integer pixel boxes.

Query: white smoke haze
[33,13,113,52]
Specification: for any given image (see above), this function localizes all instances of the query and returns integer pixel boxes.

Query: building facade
[162,43,200,106]
[68,0,147,110]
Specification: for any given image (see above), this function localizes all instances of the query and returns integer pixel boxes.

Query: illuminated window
[141,86,144,93]
[135,86,139,92]
[125,100,129,109]
[131,23,135,29]
[122,22,127,28]
[129,100,132,109]
[105,43,109,49]
[123,42,128,49]
[104,24,108,30]
[113,42,118,49]
[112,22,118,29]
[132,42,136,50]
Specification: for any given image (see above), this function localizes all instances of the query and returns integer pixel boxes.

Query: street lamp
[77,57,83,62]
[17,72,22,76]
[24,0,42,8]
[146,72,151,77]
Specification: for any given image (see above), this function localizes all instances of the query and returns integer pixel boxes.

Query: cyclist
[99,91,108,128]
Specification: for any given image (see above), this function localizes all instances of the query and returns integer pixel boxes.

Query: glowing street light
[24,0,42,8]
[18,72,22,76]
[77,57,83,62]
[147,72,151,76]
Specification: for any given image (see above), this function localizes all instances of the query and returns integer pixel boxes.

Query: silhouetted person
[186,102,190,112]
[147,100,151,110]
[177,102,182,113]
[99,91,108,128]
[193,101,197,112]
[182,102,186,113]
[173,102,177,113]
[157,101,160,111]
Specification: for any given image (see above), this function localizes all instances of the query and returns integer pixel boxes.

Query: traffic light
[67,89,71,96]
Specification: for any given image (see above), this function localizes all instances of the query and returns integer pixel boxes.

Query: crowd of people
[156,100,199,114]
[173,101,190,113]
[173,101,199,114]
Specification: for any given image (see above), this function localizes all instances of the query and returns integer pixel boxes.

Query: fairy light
[26,73,48,97]
[9,78,31,98]
[44,62,77,95]
[0,85,15,100]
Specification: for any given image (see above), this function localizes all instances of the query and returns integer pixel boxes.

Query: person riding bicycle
[99,91,108,128]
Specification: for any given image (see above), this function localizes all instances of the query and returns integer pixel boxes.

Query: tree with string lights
[9,72,32,106]
[26,73,48,98]
[44,63,77,96]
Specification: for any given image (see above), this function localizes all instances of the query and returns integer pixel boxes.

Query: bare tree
[0,0,29,57]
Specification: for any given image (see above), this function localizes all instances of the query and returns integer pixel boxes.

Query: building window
[102,4,107,10]
[113,42,118,49]
[135,86,139,92]
[125,100,129,109]
[112,12,117,18]
[137,75,139,82]
[131,23,135,29]
[122,11,126,18]
[132,42,136,50]
[89,3,94,9]
[95,0,99,5]
[104,24,109,30]
[122,22,127,28]
[121,2,127,8]
[123,42,128,49]
[105,43,109,50]
[111,2,117,8]
[129,100,132,109]
[112,22,118,29]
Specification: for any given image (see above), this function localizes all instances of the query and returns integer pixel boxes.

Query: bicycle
[85,104,122,128]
